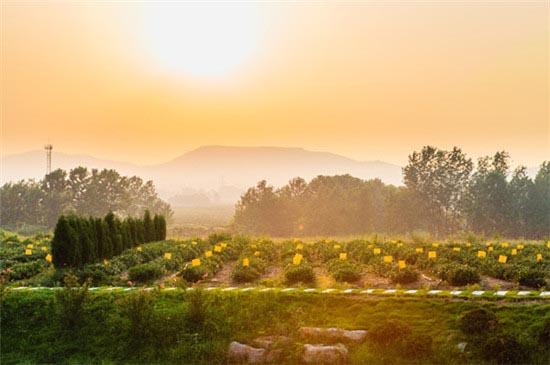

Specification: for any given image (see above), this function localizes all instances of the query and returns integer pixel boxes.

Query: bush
[447,265,480,286]
[284,263,316,285]
[326,259,362,283]
[389,267,420,284]
[459,308,497,336]
[517,268,546,289]
[231,259,264,283]
[368,319,412,347]
[482,333,528,365]
[180,265,210,283]
[128,261,164,283]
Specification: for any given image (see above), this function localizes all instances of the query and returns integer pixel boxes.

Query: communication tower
[44,144,53,175]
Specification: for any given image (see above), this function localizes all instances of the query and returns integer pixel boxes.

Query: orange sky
[2,1,548,167]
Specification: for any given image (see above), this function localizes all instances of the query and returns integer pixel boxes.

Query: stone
[299,327,367,343]
[457,342,468,353]
[228,341,265,363]
[302,344,348,363]
[252,335,292,349]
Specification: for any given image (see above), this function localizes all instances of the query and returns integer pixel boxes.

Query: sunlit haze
[2,1,548,167]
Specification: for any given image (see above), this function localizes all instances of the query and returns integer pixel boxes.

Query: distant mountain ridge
[2,146,403,201]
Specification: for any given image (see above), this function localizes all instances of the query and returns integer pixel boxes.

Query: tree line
[1,167,173,230]
[234,146,550,239]
[52,210,166,268]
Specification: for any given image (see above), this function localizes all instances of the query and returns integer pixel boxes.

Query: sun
[140,4,264,79]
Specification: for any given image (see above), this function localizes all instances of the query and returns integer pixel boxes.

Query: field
[2,230,550,364]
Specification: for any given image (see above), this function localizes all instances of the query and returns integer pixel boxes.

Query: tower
[44,144,53,175]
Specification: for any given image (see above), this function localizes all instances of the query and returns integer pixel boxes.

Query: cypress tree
[159,215,167,240]
[143,209,153,243]
[153,214,161,241]
[103,214,115,259]
[94,217,105,260]
[52,215,71,268]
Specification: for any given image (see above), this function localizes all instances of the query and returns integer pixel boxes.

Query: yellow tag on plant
[432,243,439,248]
[453,247,461,252]
[296,243,304,250]
[243,258,250,267]
[486,242,492,246]
[27,244,34,249]
[25,249,32,255]
[547,241,550,248]
[221,243,227,248]
[45,254,52,262]
[498,255,507,263]
[293,253,303,265]
[41,246,47,251]
[293,238,300,243]
[339,253,347,260]
[214,246,222,253]
[191,241,197,245]
[397,243,403,247]
[333,244,341,250]
[205,251,213,258]
[511,249,517,255]
[254,251,260,256]
[536,253,542,261]
[251,244,257,249]
[137,246,142,252]
[383,255,393,263]
[517,244,524,250]
[466,243,471,247]
[373,248,381,255]
[415,248,424,253]
[478,251,486,258]
[428,251,437,259]
[398,260,406,269]
[488,247,494,251]
[501,242,509,248]
[325,239,330,244]
[391,240,397,244]
[164,253,172,260]
[104,259,109,266]
[192,259,201,267]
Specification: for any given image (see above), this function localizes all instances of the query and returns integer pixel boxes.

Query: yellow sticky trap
[293,238,300,243]
[397,243,403,247]
[547,241,550,248]
[536,253,542,261]
[453,247,461,252]
[254,251,260,256]
[368,244,373,248]
[104,259,109,266]
[243,258,250,267]
[498,255,507,263]
[296,243,304,250]
[339,253,347,260]
[214,246,222,253]
[45,254,52,262]
[26,244,34,249]
[391,240,397,244]
[293,253,303,265]
[325,239,331,244]
[192,259,201,267]
[428,251,436,259]
[517,244,524,250]
[333,244,341,250]
[25,249,32,255]
[205,251,213,258]
[488,247,494,251]
[191,241,198,245]
[136,246,142,252]
[415,248,424,253]
[501,242,509,248]
[398,260,406,269]
[41,246,47,251]
[373,248,381,255]
[511,249,517,255]
[383,255,393,263]
[466,242,472,247]
[486,242,492,247]
[164,253,172,260]
[251,244,257,249]
[221,243,228,248]
[478,251,486,258]
[432,243,439,248]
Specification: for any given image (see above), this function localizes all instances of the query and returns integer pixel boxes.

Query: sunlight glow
[141,4,264,79]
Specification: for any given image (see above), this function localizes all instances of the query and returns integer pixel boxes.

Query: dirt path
[208,260,237,287]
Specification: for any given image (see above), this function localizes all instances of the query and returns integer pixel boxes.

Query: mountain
[1,146,403,202]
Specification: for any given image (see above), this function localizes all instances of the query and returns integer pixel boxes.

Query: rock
[303,344,348,364]
[299,327,367,343]
[457,342,468,353]
[228,341,265,363]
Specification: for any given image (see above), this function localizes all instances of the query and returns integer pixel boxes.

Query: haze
[2,1,548,167]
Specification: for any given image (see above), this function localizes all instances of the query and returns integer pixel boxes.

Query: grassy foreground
[1,286,549,364]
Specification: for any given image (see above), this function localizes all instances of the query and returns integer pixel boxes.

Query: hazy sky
[2,1,548,167]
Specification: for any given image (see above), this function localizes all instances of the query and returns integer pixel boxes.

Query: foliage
[459,308,497,336]
[388,267,420,284]
[326,258,362,283]
[284,263,316,285]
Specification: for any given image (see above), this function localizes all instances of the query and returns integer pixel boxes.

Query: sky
[2,1,548,167]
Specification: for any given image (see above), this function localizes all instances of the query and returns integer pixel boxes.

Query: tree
[527,162,550,238]
[143,210,154,243]
[403,146,473,235]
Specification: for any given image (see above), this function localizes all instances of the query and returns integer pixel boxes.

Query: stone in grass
[299,327,367,343]
[252,335,292,349]
[228,342,265,364]
[303,344,348,364]
[457,342,468,353]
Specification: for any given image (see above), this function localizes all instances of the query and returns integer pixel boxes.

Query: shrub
[482,333,528,365]
[231,259,264,283]
[517,268,546,289]
[459,308,497,336]
[180,264,210,283]
[284,263,316,285]
[389,267,420,284]
[447,265,480,286]
[368,319,412,347]
[326,259,362,283]
[128,261,164,283]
